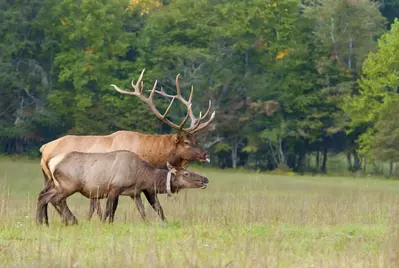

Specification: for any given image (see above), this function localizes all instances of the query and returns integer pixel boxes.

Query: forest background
[1,0,399,176]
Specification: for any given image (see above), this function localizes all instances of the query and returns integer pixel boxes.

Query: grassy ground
[1,158,399,267]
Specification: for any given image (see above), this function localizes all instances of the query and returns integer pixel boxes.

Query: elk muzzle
[200,152,210,163]
[200,177,209,189]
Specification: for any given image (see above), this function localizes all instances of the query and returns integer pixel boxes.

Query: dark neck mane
[150,169,178,194]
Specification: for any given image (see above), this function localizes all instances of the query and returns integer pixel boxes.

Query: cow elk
[36,150,209,226]
[39,69,215,225]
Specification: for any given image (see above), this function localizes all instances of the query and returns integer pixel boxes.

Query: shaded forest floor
[1,158,399,267]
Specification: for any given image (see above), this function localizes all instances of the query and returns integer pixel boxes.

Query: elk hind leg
[55,200,78,225]
[36,186,58,226]
[41,164,73,224]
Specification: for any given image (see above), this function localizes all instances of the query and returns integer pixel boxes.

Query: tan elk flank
[36,150,209,226]
[39,69,215,225]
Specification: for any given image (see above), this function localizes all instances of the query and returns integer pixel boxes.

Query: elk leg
[88,199,103,221]
[143,191,166,222]
[88,199,95,220]
[36,187,58,226]
[88,199,98,221]
[55,200,78,225]
[102,197,117,224]
[51,193,78,226]
[36,181,56,226]
[102,190,120,224]
[132,195,148,222]
[41,167,73,224]
[96,199,103,220]
[110,196,119,223]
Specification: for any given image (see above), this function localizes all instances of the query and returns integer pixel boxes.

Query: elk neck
[151,169,179,194]
[135,134,178,169]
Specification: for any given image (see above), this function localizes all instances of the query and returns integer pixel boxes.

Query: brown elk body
[39,69,215,225]
[36,150,209,226]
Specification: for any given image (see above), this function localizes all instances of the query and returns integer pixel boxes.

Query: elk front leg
[88,199,95,220]
[132,195,148,222]
[88,199,103,221]
[143,190,166,222]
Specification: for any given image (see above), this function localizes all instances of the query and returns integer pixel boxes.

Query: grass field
[1,158,399,267]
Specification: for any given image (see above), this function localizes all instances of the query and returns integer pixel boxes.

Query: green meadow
[1,158,399,267]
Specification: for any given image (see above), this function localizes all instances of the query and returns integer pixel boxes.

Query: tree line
[1,0,399,175]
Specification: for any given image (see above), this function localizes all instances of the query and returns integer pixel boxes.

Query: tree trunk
[268,142,279,168]
[321,145,327,174]
[346,152,352,171]
[296,153,306,175]
[352,150,361,171]
[231,137,244,169]
[278,136,285,166]
[231,150,237,169]
[295,140,306,175]
[389,161,394,177]
[316,150,320,172]
[244,51,249,77]
[348,37,353,70]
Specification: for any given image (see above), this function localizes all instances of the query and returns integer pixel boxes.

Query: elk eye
[184,172,189,177]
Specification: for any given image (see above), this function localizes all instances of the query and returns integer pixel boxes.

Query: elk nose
[203,152,210,162]
[203,177,209,184]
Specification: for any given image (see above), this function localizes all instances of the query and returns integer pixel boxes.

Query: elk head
[111,69,215,166]
[166,162,209,191]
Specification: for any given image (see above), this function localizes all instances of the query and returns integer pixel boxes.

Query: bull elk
[36,150,209,226]
[39,69,215,225]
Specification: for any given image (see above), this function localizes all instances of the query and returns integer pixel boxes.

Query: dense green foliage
[0,0,398,175]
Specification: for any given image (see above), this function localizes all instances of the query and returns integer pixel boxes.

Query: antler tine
[191,110,216,134]
[112,69,185,130]
[186,100,211,130]
[198,100,212,120]
[147,80,158,101]
[162,97,175,118]
[131,69,145,93]
[148,88,175,98]
[175,74,182,97]
[188,85,194,103]
[178,104,191,128]
[111,84,139,97]
[114,70,216,133]
[188,115,202,131]
[140,81,144,94]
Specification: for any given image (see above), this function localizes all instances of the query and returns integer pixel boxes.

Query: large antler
[111,69,215,134]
